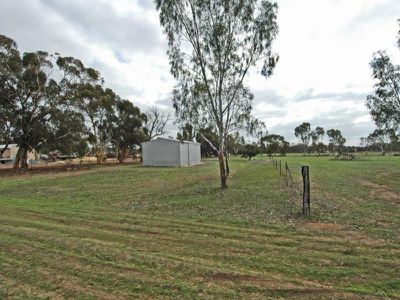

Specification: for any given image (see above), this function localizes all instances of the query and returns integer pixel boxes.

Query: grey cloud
[253,89,288,106]
[0,0,87,59]
[154,97,173,109]
[343,0,400,36]
[268,107,375,146]
[137,0,156,10]
[41,0,166,55]
[293,89,367,103]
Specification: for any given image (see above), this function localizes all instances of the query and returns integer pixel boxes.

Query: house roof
[142,137,200,145]
[0,144,18,149]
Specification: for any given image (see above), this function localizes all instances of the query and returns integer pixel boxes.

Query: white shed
[142,138,201,167]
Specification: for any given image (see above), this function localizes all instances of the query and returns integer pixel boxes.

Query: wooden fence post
[285,162,288,176]
[279,160,282,175]
[301,166,310,216]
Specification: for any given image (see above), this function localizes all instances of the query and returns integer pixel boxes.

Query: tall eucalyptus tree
[155,0,279,188]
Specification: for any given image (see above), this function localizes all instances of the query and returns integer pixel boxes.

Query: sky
[1,0,399,145]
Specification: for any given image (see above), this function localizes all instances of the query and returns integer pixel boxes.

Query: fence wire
[270,158,308,217]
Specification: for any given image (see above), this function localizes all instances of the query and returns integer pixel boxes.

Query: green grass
[0,156,399,299]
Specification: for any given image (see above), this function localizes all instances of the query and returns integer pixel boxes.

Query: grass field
[0,156,399,299]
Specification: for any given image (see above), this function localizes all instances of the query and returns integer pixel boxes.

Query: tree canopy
[294,122,311,154]
[156,0,279,188]
[0,34,146,169]
[327,129,346,156]
[261,134,288,157]
[0,34,101,169]
[366,25,400,136]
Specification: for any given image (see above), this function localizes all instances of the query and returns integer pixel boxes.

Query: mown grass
[0,156,399,299]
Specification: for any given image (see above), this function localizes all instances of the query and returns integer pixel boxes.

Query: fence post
[279,160,282,175]
[301,166,311,216]
[285,162,288,176]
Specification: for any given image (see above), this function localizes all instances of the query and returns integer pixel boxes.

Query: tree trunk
[381,146,385,156]
[118,147,126,163]
[21,148,28,170]
[218,150,227,189]
[95,147,103,164]
[225,151,230,177]
[13,146,28,171]
[13,147,22,170]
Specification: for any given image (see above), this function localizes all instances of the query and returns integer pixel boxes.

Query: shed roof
[142,137,200,145]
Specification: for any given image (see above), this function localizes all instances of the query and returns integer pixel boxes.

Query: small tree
[294,122,311,155]
[261,134,288,157]
[155,0,279,188]
[327,129,346,157]
[367,128,398,155]
[241,144,259,160]
[310,126,325,154]
[314,142,326,155]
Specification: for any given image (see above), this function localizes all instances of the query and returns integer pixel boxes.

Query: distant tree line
[0,34,169,170]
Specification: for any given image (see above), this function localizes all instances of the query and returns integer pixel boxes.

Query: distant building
[141,138,201,167]
[0,144,37,164]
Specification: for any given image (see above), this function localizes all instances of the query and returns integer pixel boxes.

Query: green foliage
[225,133,244,156]
[261,134,288,157]
[156,0,278,186]
[327,129,346,156]
[196,126,219,157]
[109,99,147,162]
[294,122,311,153]
[366,128,398,155]
[176,123,195,141]
[39,110,88,157]
[0,33,146,166]
[366,50,400,135]
[0,34,100,168]
[240,143,259,160]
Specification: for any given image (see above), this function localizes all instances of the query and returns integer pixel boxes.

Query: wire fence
[270,157,311,217]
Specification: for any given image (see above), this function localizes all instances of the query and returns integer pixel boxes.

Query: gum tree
[294,122,311,155]
[155,0,279,188]
[366,24,400,136]
[327,129,346,156]
[0,34,99,170]
[110,99,147,163]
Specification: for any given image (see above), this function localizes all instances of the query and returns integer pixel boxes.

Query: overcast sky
[1,0,399,145]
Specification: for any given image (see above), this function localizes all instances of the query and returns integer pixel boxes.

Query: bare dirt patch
[360,180,399,203]
[304,222,345,232]
[0,161,139,178]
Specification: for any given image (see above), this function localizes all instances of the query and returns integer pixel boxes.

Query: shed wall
[179,143,189,166]
[188,143,201,165]
[142,140,181,166]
